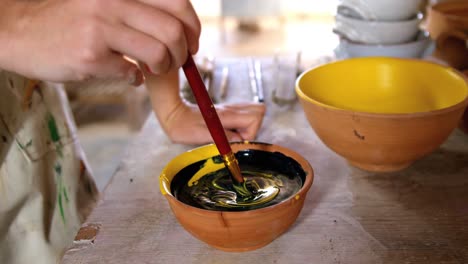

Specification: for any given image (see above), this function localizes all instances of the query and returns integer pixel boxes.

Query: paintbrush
[182,55,245,186]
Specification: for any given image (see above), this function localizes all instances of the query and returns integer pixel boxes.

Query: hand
[0,0,200,84]
[145,69,265,145]
[160,101,266,145]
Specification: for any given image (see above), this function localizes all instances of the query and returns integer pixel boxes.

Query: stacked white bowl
[333,0,433,59]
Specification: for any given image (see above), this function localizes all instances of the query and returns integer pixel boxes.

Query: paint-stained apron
[0,70,99,264]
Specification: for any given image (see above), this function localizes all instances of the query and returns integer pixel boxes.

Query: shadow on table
[347,146,468,262]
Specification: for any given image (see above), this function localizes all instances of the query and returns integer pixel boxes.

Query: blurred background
[74,0,340,191]
[75,0,462,191]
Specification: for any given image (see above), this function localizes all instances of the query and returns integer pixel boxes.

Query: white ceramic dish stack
[337,0,423,21]
[333,0,433,59]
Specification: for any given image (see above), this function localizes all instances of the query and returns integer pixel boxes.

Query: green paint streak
[15,139,33,153]
[15,140,25,150]
[47,113,63,157]
[47,114,60,142]
[54,164,62,175]
[63,188,69,203]
[58,192,65,224]
[54,163,66,223]
[212,155,223,164]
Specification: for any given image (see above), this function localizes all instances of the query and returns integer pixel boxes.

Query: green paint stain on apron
[55,163,67,224]
[25,139,32,148]
[16,139,32,150]
[63,188,69,203]
[47,113,63,157]
[58,193,65,224]
[47,113,60,142]
[54,163,62,175]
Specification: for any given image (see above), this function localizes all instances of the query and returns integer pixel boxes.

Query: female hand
[160,102,266,145]
[146,68,266,145]
[0,0,200,84]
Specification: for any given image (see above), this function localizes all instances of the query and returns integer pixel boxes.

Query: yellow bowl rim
[159,141,314,215]
[295,57,468,118]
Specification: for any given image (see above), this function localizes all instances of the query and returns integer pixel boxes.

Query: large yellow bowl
[296,57,468,172]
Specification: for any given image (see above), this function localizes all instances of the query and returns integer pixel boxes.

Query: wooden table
[62,58,468,264]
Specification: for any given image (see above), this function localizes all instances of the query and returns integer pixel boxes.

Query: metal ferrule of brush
[222,152,244,184]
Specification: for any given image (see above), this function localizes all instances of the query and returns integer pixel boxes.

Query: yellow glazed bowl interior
[159,142,314,252]
[296,57,467,114]
[296,57,468,172]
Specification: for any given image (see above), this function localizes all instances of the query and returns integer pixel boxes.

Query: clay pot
[433,30,468,70]
[426,1,468,70]
[426,0,468,40]
[296,57,468,172]
[460,70,468,133]
[159,142,314,252]
[460,106,468,133]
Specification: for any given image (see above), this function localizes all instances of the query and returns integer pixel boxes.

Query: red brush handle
[182,56,232,155]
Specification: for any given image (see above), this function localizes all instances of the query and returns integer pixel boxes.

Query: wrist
[145,69,185,127]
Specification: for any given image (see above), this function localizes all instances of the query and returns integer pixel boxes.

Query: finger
[237,126,261,141]
[80,51,142,85]
[223,103,266,114]
[218,111,261,128]
[103,22,171,74]
[218,111,264,140]
[225,130,243,142]
[116,1,188,69]
[138,0,201,54]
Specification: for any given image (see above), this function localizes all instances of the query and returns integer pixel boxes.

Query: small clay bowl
[296,57,468,172]
[425,1,468,70]
[461,70,468,134]
[426,0,468,40]
[159,142,314,252]
[460,106,468,134]
[433,30,468,70]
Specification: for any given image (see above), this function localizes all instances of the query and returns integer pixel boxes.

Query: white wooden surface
[62,58,468,264]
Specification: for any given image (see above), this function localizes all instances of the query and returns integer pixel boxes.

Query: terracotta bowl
[426,0,468,40]
[426,1,468,70]
[159,142,314,252]
[461,106,468,133]
[433,30,468,70]
[296,57,468,172]
[461,70,468,133]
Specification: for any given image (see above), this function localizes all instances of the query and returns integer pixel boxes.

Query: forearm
[144,69,185,131]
